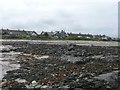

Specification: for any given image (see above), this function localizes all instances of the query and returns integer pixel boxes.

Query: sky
[0,0,119,37]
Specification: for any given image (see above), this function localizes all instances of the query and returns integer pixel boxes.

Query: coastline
[1,39,119,46]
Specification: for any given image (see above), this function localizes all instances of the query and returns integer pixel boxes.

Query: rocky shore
[1,41,120,90]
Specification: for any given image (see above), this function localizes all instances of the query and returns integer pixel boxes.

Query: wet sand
[1,39,119,46]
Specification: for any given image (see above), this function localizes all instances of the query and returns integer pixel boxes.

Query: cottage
[41,31,55,37]
[25,31,38,36]
[54,30,68,38]
[93,35,111,41]
[41,30,67,38]
[1,29,38,36]
[68,33,93,39]
[78,34,93,38]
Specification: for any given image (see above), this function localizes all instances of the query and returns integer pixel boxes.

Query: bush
[17,34,31,39]
[38,35,58,40]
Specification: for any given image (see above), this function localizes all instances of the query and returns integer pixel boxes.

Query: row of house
[1,29,38,36]
[41,30,68,38]
[0,29,112,40]
[41,30,112,40]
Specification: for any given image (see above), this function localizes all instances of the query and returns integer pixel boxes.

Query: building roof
[1,29,38,35]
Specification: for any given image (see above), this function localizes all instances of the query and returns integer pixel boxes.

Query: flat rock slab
[94,71,119,82]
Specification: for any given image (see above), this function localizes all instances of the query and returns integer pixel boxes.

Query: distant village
[0,28,119,41]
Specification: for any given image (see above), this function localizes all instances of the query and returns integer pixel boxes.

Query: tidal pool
[0,46,21,88]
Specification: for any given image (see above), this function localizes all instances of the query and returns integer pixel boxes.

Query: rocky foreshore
[1,41,120,90]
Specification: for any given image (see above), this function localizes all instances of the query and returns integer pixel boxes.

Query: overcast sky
[0,0,119,37]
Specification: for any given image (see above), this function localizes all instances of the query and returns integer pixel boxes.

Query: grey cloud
[0,0,118,37]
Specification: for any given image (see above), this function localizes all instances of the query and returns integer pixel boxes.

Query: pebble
[31,80,37,87]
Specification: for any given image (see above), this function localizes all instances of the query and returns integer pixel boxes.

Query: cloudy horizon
[0,0,119,37]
